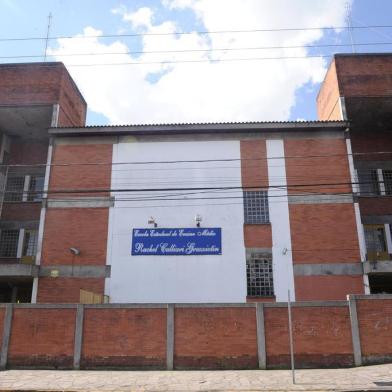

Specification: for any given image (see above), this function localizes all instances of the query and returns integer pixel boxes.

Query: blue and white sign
[131,228,222,256]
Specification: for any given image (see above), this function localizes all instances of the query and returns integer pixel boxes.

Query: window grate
[0,230,19,257]
[22,230,38,257]
[247,254,274,297]
[383,170,392,195]
[364,225,387,253]
[4,176,25,202]
[357,169,380,196]
[243,191,269,224]
[27,176,45,202]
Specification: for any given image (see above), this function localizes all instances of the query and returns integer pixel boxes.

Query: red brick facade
[82,308,167,368]
[174,307,258,369]
[240,140,268,188]
[49,144,113,197]
[37,278,105,303]
[284,138,351,195]
[37,141,113,302]
[295,276,364,301]
[0,62,86,127]
[289,204,360,264]
[1,57,390,307]
[244,224,272,248]
[356,299,392,362]
[42,208,109,266]
[1,296,391,369]
[8,308,75,367]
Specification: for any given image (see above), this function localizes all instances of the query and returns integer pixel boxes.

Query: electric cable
[1,24,392,42]
[1,41,391,60]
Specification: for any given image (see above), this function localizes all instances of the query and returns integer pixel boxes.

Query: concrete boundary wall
[0,295,391,370]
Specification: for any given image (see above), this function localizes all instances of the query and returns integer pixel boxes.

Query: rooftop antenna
[43,12,52,61]
[345,2,356,53]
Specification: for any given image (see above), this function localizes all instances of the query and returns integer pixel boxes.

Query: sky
[0,0,392,125]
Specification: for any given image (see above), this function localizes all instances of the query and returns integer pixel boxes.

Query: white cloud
[120,7,154,30]
[49,0,352,125]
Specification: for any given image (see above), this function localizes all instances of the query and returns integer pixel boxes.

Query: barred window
[243,191,269,224]
[357,169,380,196]
[247,254,274,297]
[364,225,387,253]
[383,170,392,195]
[364,224,389,261]
[22,230,38,257]
[27,176,45,202]
[4,176,25,202]
[0,230,19,257]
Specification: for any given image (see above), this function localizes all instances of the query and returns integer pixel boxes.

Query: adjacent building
[317,53,392,294]
[0,54,391,304]
[0,62,86,302]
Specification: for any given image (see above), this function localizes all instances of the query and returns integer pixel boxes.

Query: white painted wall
[107,139,247,303]
[266,139,295,301]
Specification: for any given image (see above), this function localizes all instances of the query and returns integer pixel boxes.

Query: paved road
[0,364,392,391]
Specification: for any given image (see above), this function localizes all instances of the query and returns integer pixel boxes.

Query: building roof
[49,120,349,137]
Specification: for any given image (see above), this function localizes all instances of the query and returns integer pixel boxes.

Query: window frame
[3,174,45,203]
[0,229,20,258]
[27,175,45,202]
[357,168,380,196]
[246,252,274,297]
[3,175,25,202]
[382,169,392,196]
[243,190,270,224]
[363,224,389,261]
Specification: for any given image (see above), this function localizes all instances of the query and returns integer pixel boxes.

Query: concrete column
[166,304,174,370]
[31,138,54,304]
[0,304,13,370]
[348,295,362,366]
[10,287,17,303]
[22,175,30,202]
[16,228,25,259]
[385,224,392,255]
[73,304,84,370]
[377,169,386,195]
[256,303,266,369]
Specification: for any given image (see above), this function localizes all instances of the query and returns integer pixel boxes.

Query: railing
[0,165,8,218]
[0,256,35,265]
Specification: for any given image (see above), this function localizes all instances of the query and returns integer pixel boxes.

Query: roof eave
[48,121,349,137]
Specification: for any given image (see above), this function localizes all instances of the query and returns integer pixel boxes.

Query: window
[357,169,380,196]
[3,175,44,202]
[27,176,45,201]
[0,230,19,257]
[383,170,392,195]
[247,253,274,297]
[364,224,388,260]
[4,176,24,202]
[22,230,38,257]
[243,191,269,224]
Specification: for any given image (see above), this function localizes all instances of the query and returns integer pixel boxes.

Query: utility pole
[44,12,52,61]
[288,289,295,384]
[345,2,356,53]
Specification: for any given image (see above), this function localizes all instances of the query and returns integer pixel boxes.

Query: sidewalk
[0,364,392,391]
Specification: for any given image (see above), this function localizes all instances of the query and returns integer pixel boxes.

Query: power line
[0,180,387,197]
[1,24,392,42]
[35,54,335,67]
[28,189,388,208]
[2,150,392,168]
[1,41,392,60]
[0,54,334,68]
